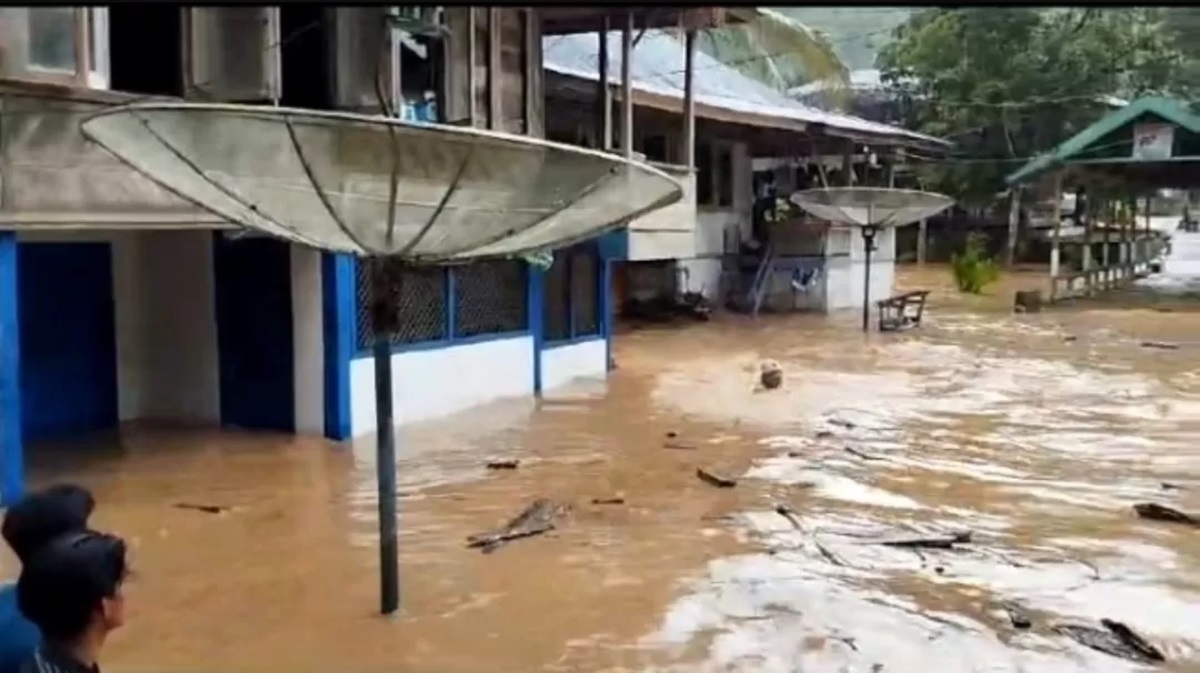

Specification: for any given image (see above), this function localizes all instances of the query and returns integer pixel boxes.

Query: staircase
[724,244,775,317]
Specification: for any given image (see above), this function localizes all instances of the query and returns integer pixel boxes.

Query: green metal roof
[1005,96,1200,186]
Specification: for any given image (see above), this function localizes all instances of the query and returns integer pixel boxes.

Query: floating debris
[773,503,802,529]
[696,468,738,488]
[173,503,229,515]
[844,446,883,461]
[1133,502,1200,527]
[760,360,783,390]
[591,497,625,506]
[1140,340,1180,351]
[466,498,568,554]
[875,530,972,550]
[485,459,520,470]
[1001,602,1033,629]
[815,430,834,439]
[663,441,697,451]
[1054,620,1165,664]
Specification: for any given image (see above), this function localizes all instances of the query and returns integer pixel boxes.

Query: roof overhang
[537,7,750,36]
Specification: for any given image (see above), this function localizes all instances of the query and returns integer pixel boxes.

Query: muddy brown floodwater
[10,250,1200,673]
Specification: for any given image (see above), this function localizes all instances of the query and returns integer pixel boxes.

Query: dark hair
[2,484,96,563]
[17,530,127,642]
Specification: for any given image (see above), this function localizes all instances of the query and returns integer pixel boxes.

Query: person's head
[2,484,95,564]
[17,530,128,647]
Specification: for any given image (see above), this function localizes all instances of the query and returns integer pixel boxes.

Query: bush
[950,233,1000,294]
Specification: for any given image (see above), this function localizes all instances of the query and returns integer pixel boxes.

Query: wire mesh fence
[570,249,599,336]
[453,260,528,337]
[543,251,571,342]
[355,259,447,350]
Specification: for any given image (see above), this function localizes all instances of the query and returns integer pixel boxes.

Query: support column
[682,29,696,169]
[620,12,634,160]
[1005,187,1021,267]
[0,232,22,505]
[917,219,927,266]
[321,253,354,441]
[597,17,611,150]
[527,264,544,394]
[1048,175,1063,301]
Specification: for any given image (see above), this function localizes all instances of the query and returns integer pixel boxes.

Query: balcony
[626,161,697,261]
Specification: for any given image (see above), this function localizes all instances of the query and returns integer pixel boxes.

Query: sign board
[1132,122,1175,161]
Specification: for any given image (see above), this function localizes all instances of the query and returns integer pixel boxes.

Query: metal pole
[370,263,400,615]
[861,226,876,332]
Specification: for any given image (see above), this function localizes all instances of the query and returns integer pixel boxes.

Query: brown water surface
[11,257,1200,673]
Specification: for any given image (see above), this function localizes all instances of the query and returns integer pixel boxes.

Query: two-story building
[0,6,729,503]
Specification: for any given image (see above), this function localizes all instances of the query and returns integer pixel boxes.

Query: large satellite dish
[79,103,684,261]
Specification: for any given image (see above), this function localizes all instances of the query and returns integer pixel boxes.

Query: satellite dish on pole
[80,102,685,617]
[791,187,954,332]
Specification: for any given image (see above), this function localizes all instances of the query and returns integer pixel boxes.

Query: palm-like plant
[695,8,849,94]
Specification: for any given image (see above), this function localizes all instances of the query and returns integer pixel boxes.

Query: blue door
[213,234,295,432]
[18,243,118,441]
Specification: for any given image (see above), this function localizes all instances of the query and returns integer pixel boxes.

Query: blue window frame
[353,258,529,354]
[543,243,601,344]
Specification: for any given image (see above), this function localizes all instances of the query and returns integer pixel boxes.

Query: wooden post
[1144,194,1152,272]
[597,16,610,150]
[682,29,696,169]
[917,219,927,266]
[467,9,477,126]
[1005,187,1021,268]
[1082,197,1095,295]
[1048,174,1063,301]
[620,11,633,160]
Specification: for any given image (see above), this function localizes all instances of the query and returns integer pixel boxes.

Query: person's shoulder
[0,582,40,673]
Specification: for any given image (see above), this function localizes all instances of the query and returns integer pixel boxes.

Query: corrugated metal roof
[542,30,946,147]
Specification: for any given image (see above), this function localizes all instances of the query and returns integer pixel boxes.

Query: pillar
[0,232,22,505]
[682,29,696,169]
[597,16,611,149]
[321,253,354,441]
[620,12,633,160]
[1048,175,1063,301]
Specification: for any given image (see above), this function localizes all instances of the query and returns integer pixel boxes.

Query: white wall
[17,230,220,424]
[823,226,896,313]
[290,246,325,435]
[540,338,607,391]
[347,336,535,437]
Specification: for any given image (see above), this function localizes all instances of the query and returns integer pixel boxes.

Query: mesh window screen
[570,248,599,336]
[454,260,528,337]
[543,250,570,342]
[355,259,447,350]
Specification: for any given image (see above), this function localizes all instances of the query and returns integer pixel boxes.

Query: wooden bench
[876,290,930,332]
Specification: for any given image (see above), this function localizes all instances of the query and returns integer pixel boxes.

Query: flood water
[13,236,1200,673]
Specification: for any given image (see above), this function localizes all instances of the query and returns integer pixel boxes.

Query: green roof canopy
[1005,96,1200,187]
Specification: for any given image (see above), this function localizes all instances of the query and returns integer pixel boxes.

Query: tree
[877,8,1185,204]
[696,9,849,93]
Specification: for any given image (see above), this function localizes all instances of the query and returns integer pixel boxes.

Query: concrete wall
[824,226,896,312]
[16,230,222,425]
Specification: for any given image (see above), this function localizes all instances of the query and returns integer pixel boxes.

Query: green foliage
[951,233,1000,294]
[877,8,1187,204]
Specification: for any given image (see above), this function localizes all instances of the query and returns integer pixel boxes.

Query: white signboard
[1132,122,1175,161]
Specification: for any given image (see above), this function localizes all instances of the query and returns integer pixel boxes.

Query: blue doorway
[18,242,118,442]
[213,234,295,432]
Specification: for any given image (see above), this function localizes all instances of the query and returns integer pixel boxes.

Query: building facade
[0,6,706,503]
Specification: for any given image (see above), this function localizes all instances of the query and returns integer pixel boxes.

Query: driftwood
[774,503,802,529]
[485,459,520,470]
[815,430,834,439]
[844,446,882,461]
[1140,341,1180,351]
[591,497,625,505]
[696,468,737,488]
[663,441,698,451]
[173,503,229,514]
[876,530,972,549]
[466,498,568,554]
[1133,502,1200,527]
[1054,620,1165,664]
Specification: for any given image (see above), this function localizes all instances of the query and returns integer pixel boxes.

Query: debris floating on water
[173,503,229,515]
[876,530,973,549]
[1001,602,1033,629]
[844,446,883,461]
[1133,502,1200,527]
[485,459,520,470]
[663,440,697,451]
[1140,340,1180,350]
[591,496,625,506]
[773,503,802,529]
[696,468,738,488]
[759,360,783,390]
[466,498,568,554]
[1053,620,1165,664]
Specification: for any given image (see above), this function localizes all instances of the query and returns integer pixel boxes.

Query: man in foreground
[17,530,129,673]
[0,486,96,673]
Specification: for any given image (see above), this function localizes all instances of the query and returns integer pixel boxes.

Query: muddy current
[11,236,1200,673]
